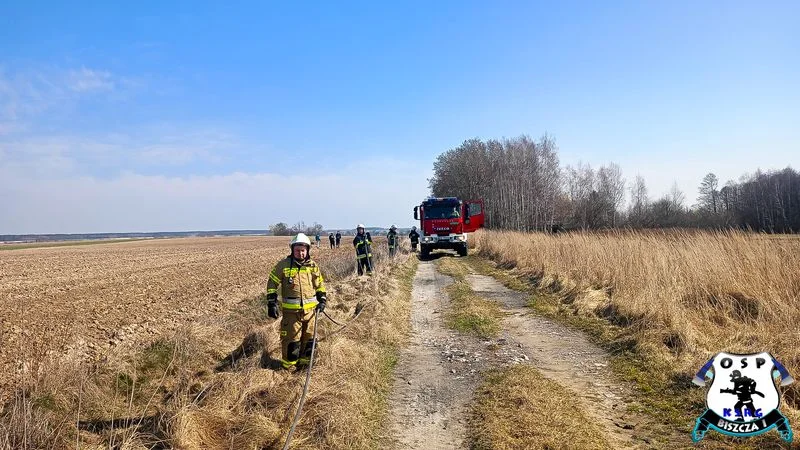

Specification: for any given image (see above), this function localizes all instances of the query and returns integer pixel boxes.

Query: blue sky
[1,1,798,233]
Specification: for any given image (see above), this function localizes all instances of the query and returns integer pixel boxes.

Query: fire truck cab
[413,197,485,258]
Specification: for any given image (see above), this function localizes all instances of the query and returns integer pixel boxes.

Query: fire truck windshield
[424,205,460,219]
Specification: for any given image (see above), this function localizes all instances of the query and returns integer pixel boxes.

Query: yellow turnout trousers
[280,306,317,369]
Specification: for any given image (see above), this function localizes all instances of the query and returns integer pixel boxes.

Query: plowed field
[0,236,356,401]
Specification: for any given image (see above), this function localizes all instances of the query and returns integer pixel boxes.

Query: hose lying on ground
[282,311,319,450]
[281,298,373,449]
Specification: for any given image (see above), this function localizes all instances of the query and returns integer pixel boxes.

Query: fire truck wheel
[420,245,431,260]
[458,244,468,257]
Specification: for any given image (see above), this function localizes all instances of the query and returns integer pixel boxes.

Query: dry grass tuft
[471,365,611,450]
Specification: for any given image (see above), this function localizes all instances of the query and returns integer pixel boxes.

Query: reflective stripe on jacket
[281,296,319,311]
[353,234,372,256]
[266,256,326,301]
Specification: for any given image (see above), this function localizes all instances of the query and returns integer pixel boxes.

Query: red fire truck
[413,197,485,258]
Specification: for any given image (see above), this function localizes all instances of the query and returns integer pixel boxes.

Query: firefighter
[408,226,420,252]
[329,232,335,249]
[265,233,327,370]
[720,370,764,421]
[335,231,341,248]
[353,224,373,275]
[314,232,321,248]
[387,225,398,257]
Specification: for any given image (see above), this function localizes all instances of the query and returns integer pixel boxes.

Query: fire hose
[281,310,317,450]
[281,297,376,449]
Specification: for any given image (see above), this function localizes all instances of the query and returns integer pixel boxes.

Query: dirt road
[386,260,481,449]
[388,257,690,449]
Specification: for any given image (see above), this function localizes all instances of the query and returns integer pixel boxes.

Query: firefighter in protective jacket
[266,233,327,369]
[353,224,373,275]
[387,225,398,257]
[408,226,420,252]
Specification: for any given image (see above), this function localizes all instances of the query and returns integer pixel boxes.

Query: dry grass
[471,365,611,450]
[473,229,800,439]
[0,237,415,449]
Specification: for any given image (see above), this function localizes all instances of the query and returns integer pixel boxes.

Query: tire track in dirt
[465,273,693,449]
[386,260,477,449]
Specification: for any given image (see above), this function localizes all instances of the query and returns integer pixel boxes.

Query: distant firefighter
[353,224,373,276]
[387,225,398,257]
[408,226,420,252]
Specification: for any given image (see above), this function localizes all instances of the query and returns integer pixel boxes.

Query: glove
[267,301,279,319]
[315,292,327,312]
[266,293,279,319]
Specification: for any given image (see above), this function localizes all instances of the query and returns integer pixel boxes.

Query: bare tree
[597,163,626,227]
[430,134,800,233]
[698,173,720,214]
[430,135,561,231]
[628,175,649,226]
[668,181,686,211]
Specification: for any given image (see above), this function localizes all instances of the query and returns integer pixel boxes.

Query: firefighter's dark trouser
[280,305,317,369]
[330,239,335,249]
[357,254,373,275]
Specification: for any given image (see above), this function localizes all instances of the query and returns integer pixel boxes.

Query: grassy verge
[463,255,734,446]
[467,229,799,449]
[471,365,612,450]
[0,251,418,449]
[436,257,503,339]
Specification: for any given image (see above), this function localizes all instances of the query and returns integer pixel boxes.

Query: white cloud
[0,160,432,234]
[133,130,236,165]
[0,129,239,177]
[66,67,115,92]
[0,66,123,134]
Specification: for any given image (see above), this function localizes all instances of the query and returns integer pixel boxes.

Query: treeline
[429,135,800,233]
[268,221,324,236]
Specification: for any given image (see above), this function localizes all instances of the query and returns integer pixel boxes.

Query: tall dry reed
[474,229,800,405]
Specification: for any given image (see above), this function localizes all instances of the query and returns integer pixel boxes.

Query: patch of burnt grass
[470,365,611,450]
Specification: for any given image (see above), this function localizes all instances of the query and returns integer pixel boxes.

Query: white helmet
[357,223,365,229]
[290,233,312,249]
